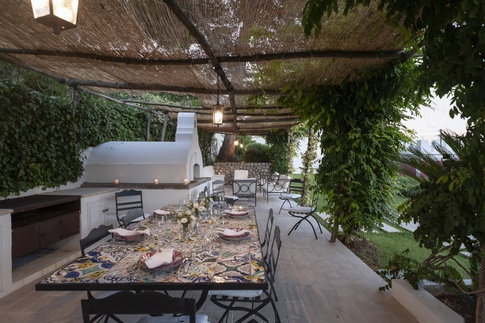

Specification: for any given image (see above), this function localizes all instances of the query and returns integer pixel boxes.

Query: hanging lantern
[212,104,224,126]
[212,76,224,126]
[31,0,79,35]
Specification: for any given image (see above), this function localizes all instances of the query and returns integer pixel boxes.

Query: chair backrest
[289,178,304,195]
[211,179,225,196]
[232,179,257,205]
[261,209,274,260]
[120,209,145,228]
[81,290,196,323]
[80,224,113,256]
[277,175,292,191]
[115,189,144,226]
[267,225,282,282]
[234,169,249,180]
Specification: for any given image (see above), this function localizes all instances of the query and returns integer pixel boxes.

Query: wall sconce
[114,179,119,185]
[212,76,224,126]
[154,178,159,185]
[31,0,79,35]
[183,178,189,185]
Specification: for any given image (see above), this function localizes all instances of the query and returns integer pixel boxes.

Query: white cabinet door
[82,193,116,237]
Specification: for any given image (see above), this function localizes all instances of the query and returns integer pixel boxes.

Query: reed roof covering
[0,0,411,135]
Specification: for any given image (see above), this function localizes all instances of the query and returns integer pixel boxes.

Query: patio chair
[211,179,225,197]
[233,169,249,180]
[258,171,273,193]
[277,178,304,214]
[81,290,207,323]
[80,224,124,323]
[260,209,275,266]
[287,195,322,239]
[80,224,113,257]
[262,174,291,202]
[232,178,257,206]
[209,226,282,323]
[115,189,146,228]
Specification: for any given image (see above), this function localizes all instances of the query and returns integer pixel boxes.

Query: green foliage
[198,129,216,166]
[393,174,419,197]
[302,0,485,122]
[0,71,185,197]
[243,142,270,162]
[0,80,84,195]
[399,128,485,256]
[279,60,427,242]
[264,130,289,173]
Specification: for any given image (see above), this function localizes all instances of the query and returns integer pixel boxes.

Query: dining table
[35,203,267,311]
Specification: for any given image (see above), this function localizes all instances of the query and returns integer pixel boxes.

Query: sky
[403,95,468,140]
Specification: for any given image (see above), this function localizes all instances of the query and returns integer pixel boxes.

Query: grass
[365,229,471,279]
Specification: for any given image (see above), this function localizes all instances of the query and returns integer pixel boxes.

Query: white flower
[180,217,188,224]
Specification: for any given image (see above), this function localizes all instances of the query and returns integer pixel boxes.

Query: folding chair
[81,290,208,323]
[115,189,146,228]
[209,226,282,323]
[277,178,304,214]
[287,196,323,239]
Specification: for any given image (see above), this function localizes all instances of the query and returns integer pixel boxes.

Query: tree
[216,134,237,162]
[399,128,485,320]
[303,1,485,320]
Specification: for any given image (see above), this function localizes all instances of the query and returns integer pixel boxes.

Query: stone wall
[213,162,271,184]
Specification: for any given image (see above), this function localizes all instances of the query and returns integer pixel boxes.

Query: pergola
[0,0,413,135]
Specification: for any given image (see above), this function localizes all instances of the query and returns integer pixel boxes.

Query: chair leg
[278,199,293,214]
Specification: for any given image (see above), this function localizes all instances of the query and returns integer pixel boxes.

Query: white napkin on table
[153,209,171,215]
[222,228,249,236]
[109,228,150,236]
[144,249,174,269]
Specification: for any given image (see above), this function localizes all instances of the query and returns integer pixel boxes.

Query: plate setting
[113,231,146,243]
[218,228,250,241]
[139,250,184,271]
[223,209,249,218]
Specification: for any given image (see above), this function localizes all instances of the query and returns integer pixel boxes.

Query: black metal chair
[115,189,145,228]
[79,224,123,322]
[80,224,113,257]
[277,178,304,214]
[260,209,275,266]
[211,179,225,197]
[209,226,282,323]
[262,174,291,202]
[81,290,200,323]
[287,195,323,239]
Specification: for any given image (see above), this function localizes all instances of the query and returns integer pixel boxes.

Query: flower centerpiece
[187,199,208,217]
[175,209,196,239]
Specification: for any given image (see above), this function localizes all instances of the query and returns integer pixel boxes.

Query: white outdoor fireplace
[84,112,203,184]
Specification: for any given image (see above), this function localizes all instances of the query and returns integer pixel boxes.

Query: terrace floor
[0,188,418,323]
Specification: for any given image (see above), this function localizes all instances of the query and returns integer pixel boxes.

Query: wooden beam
[0,48,406,65]
[163,0,238,129]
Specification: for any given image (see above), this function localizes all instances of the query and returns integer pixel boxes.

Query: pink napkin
[144,249,174,269]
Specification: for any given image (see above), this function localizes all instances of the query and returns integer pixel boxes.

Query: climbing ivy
[279,60,427,243]
[264,129,289,174]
